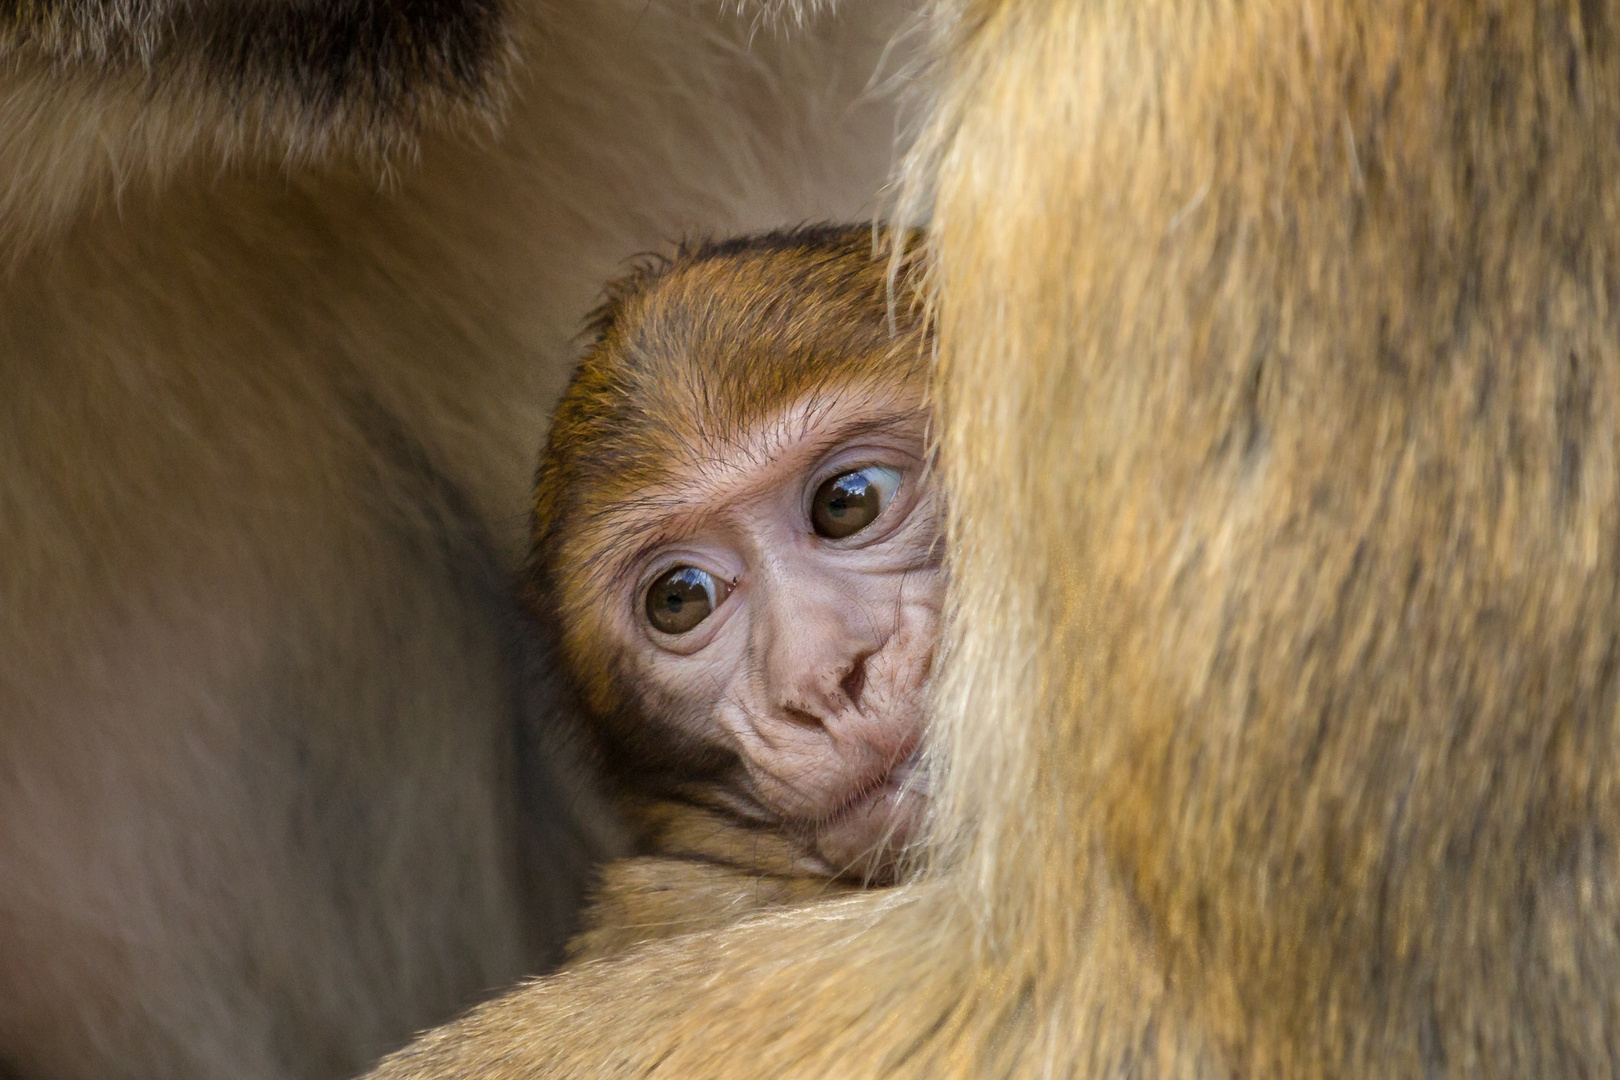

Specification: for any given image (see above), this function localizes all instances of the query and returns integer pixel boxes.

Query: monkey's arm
[565,855,857,963]
[365,882,1215,1080]
[566,799,858,963]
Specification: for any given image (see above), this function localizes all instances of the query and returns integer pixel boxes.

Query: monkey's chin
[810,763,928,885]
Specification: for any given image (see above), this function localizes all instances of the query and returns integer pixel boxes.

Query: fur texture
[564,798,857,963]
[1,0,509,119]
[366,1,1620,1077]
[529,228,930,956]
[0,0,512,253]
[0,2,916,1078]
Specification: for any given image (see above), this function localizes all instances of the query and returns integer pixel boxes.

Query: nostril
[783,705,823,728]
[840,653,869,708]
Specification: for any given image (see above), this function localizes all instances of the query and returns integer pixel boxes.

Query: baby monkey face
[609,388,942,881]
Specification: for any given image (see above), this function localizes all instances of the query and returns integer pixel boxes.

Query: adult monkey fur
[367,1,1620,1078]
[531,229,938,959]
[0,3,917,1079]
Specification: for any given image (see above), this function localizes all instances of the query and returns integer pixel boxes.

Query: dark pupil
[646,567,714,634]
[812,471,882,539]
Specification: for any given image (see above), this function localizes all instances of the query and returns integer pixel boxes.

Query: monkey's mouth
[830,750,927,819]
[808,751,928,882]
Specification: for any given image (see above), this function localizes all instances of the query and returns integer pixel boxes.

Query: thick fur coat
[0,3,914,1077]
[370,1,1620,1078]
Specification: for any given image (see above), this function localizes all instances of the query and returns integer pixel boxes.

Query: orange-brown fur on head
[527,224,931,782]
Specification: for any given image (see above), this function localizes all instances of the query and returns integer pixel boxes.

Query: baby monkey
[528,225,939,960]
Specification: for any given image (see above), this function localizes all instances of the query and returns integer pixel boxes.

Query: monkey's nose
[782,704,823,727]
[776,651,870,729]
[839,650,872,708]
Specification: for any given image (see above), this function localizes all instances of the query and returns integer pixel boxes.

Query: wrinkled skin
[576,389,942,879]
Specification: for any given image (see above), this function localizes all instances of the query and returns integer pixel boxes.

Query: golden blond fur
[562,798,858,963]
[366,1,1620,1077]
[0,3,915,1078]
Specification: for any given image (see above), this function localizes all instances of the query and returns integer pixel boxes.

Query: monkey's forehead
[544,311,931,517]
[544,383,932,592]
[574,385,929,530]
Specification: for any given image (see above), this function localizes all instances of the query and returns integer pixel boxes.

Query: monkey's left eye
[645,566,730,635]
[811,466,902,539]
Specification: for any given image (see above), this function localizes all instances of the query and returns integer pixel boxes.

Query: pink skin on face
[607,388,942,879]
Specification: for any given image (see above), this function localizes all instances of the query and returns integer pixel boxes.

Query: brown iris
[811,466,901,539]
[645,566,726,634]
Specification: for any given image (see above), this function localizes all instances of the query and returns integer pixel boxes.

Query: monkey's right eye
[645,566,729,635]
[811,466,902,539]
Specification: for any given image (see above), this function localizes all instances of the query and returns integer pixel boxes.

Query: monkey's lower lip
[810,756,927,879]
[822,751,926,821]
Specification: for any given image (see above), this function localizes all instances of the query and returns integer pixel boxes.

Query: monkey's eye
[645,566,729,635]
[811,466,902,539]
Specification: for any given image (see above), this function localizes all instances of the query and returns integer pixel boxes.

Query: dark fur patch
[2,0,509,135]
